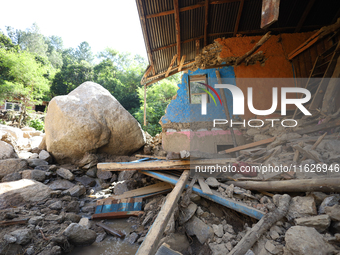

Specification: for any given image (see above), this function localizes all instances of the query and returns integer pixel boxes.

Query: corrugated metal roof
[136,0,340,85]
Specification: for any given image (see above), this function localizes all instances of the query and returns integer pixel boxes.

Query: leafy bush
[29,118,45,132]
[0,119,6,125]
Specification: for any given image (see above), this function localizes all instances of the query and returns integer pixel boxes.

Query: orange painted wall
[216,32,314,119]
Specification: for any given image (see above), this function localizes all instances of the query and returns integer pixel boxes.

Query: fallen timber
[140,170,265,220]
[98,158,237,171]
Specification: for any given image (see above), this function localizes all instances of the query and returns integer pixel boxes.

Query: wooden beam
[165,54,178,77]
[178,55,186,71]
[233,0,244,36]
[219,137,276,154]
[332,9,340,24]
[204,0,209,46]
[196,39,200,56]
[174,0,181,64]
[137,0,156,75]
[143,84,147,126]
[295,0,316,33]
[92,211,143,220]
[236,31,271,65]
[136,170,190,255]
[96,222,125,238]
[216,70,239,156]
[295,118,340,135]
[228,178,340,193]
[145,0,240,19]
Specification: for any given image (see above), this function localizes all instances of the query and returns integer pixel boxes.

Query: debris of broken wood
[219,137,276,154]
[228,194,291,255]
[0,218,28,226]
[136,170,190,255]
[96,222,125,238]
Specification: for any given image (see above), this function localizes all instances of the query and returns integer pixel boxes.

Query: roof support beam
[165,54,178,77]
[178,55,186,71]
[174,0,181,64]
[204,0,209,46]
[136,0,156,75]
[233,0,244,36]
[295,0,316,33]
[146,0,241,19]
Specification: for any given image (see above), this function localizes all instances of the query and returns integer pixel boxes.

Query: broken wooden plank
[141,170,265,220]
[136,170,190,255]
[219,137,275,154]
[165,54,178,77]
[235,32,271,65]
[0,218,28,226]
[198,178,213,195]
[227,178,340,193]
[98,158,237,171]
[97,182,173,202]
[135,154,167,160]
[96,222,125,238]
[295,118,340,135]
[229,195,291,255]
[293,145,320,162]
[92,211,143,220]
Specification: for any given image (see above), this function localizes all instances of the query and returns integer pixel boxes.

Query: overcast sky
[0,0,148,59]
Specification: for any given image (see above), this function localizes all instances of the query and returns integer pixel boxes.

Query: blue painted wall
[161,66,236,124]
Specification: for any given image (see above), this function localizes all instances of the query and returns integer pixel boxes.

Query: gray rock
[4,234,17,243]
[48,179,75,190]
[9,229,32,245]
[118,170,136,181]
[78,153,98,168]
[284,226,334,255]
[49,201,62,210]
[65,201,80,213]
[264,240,283,254]
[319,195,340,214]
[190,193,201,202]
[96,168,112,180]
[158,233,190,254]
[65,185,86,197]
[45,214,64,223]
[212,224,224,238]
[287,196,317,220]
[114,180,136,195]
[0,158,27,178]
[28,216,44,225]
[179,202,197,225]
[79,218,91,229]
[222,232,235,243]
[65,213,81,223]
[294,215,331,232]
[63,223,97,246]
[27,159,48,167]
[205,177,219,188]
[81,205,95,214]
[56,168,74,181]
[39,150,52,162]
[75,176,95,187]
[2,172,22,182]
[22,170,46,182]
[34,165,50,171]
[185,216,214,244]
[209,243,229,255]
[26,246,34,255]
[0,140,18,159]
[126,232,139,244]
[96,233,107,243]
[325,205,340,221]
[86,167,97,178]
[0,179,51,209]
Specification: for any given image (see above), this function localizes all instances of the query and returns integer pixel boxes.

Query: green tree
[0,48,51,126]
[51,60,93,95]
[134,76,179,136]
[75,41,94,64]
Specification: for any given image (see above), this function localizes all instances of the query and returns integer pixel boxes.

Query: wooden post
[174,0,181,64]
[136,170,190,255]
[144,84,147,126]
[204,0,209,46]
[215,70,239,156]
[196,39,200,56]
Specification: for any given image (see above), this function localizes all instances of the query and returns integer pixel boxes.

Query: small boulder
[9,229,32,245]
[79,218,91,229]
[27,159,48,167]
[49,201,63,210]
[212,224,224,238]
[185,216,214,244]
[56,168,75,181]
[0,140,18,159]
[75,176,95,187]
[96,168,112,180]
[48,180,75,190]
[2,172,22,182]
[284,226,334,254]
[22,170,46,182]
[287,196,317,220]
[0,158,27,178]
[65,185,86,197]
[325,205,340,221]
[39,150,52,162]
[63,223,97,246]
[294,215,331,233]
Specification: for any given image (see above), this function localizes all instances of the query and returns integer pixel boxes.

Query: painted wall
[160,66,236,125]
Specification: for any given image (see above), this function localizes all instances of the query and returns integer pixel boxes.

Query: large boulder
[63,223,97,246]
[45,82,145,163]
